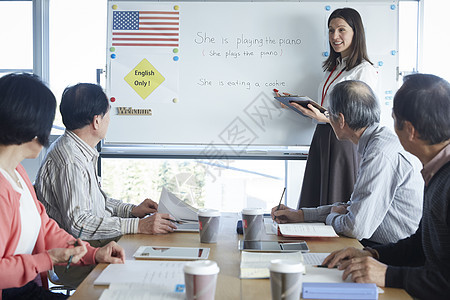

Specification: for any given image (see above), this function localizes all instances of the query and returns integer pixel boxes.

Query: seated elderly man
[35,83,177,287]
[272,80,423,247]
[323,73,450,299]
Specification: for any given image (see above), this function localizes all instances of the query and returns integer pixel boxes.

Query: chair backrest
[47,270,75,296]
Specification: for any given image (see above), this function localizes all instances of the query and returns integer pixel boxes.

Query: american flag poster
[112,10,179,47]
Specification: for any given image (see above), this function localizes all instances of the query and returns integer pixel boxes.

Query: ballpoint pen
[274,187,286,221]
[165,218,185,224]
[276,187,286,212]
[65,226,84,272]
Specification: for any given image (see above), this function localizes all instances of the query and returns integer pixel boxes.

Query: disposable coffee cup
[269,259,305,300]
[242,208,264,241]
[184,260,220,300]
[198,209,221,243]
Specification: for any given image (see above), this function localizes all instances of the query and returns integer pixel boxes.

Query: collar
[336,56,348,65]
[421,143,450,186]
[357,123,379,156]
[65,130,99,161]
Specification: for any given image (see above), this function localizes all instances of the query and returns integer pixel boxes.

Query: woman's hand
[47,238,87,264]
[290,102,329,123]
[274,89,292,108]
[95,241,125,264]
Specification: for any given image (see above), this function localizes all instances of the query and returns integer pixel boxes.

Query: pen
[276,187,286,212]
[316,264,338,268]
[65,226,84,273]
[273,188,286,222]
[165,218,184,224]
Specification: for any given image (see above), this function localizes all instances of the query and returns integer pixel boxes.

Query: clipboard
[275,96,326,114]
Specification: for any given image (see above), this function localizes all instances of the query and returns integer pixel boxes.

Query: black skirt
[297,123,360,208]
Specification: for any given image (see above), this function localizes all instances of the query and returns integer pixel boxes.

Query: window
[399,1,419,75]
[101,158,294,212]
[0,1,33,74]
[49,0,107,129]
[421,0,450,81]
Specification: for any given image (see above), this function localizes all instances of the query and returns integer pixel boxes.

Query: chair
[47,269,75,296]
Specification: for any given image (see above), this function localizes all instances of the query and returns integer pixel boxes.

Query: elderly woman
[0,73,125,299]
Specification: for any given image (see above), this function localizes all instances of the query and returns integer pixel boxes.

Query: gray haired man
[272,80,423,247]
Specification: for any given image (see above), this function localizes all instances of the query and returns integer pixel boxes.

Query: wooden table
[71,213,411,299]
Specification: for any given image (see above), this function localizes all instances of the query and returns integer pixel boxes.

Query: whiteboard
[105,1,399,147]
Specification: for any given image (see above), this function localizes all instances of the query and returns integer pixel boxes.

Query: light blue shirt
[302,124,423,244]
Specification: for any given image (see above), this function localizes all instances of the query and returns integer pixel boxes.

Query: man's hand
[322,247,374,268]
[290,102,329,123]
[271,204,305,223]
[95,241,125,264]
[47,238,87,264]
[131,198,158,218]
[138,213,177,234]
[331,204,349,215]
[339,256,387,286]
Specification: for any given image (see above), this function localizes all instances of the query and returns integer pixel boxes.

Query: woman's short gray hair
[328,80,380,130]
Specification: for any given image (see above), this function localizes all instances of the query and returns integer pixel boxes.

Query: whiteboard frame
[103,0,400,157]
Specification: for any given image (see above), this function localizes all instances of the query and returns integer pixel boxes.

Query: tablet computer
[274,96,326,113]
[133,246,210,260]
[238,240,309,252]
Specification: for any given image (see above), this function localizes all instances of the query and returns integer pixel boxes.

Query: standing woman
[0,73,124,299]
[293,8,378,208]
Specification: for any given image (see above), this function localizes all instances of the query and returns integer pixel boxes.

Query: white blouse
[318,58,379,108]
[0,168,41,255]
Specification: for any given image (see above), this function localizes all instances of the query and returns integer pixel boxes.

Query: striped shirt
[302,124,424,244]
[35,130,139,240]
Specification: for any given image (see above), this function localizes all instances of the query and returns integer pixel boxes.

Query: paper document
[99,283,185,300]
[133,246,209,260]
[302,253,330,266]
[240,251,303,279]
[303,265,351,283]
[278,223,338,237]
[264,217,277,235]
[158,187,198,222]
[94,260,187,286]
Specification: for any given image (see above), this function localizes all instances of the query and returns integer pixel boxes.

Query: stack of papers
[240,251,356,284]
[158,187,198,221]
[240,251,304,279]
[278,223,338,237]
[99,283,185,300]
[95,260,187,299]
[94,260,187,286]
[158,187,199,232]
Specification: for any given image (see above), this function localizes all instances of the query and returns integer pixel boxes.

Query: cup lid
[183,260,220,275]
[242,208,264,215]
[198,209,221,217]
[269,259,305,273]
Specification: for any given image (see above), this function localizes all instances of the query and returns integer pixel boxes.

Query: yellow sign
[124,59,165,100]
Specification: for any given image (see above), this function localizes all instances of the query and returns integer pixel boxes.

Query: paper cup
[242,208,264,241]
[269,259,304,300]
[198,209,221,243]
[184,260,220,300]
